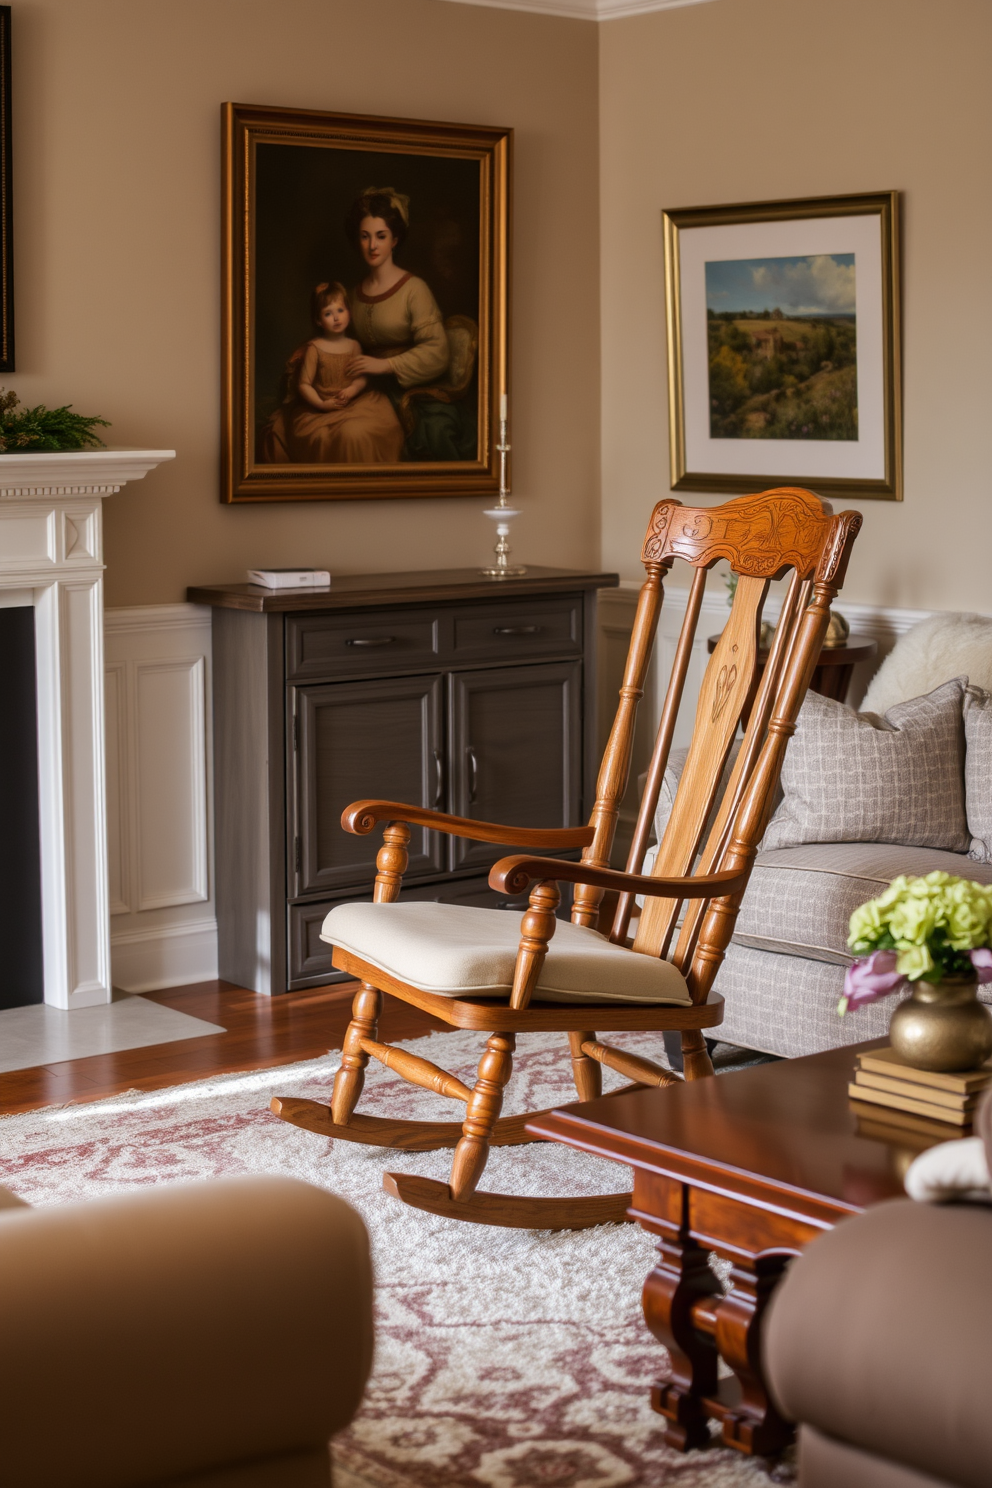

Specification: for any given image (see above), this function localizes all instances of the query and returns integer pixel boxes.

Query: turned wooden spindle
[331,819,411,1125]
[509,879,561,1010]
[374,820,411,902]
[572,562,668,929]
[568,1030,602,1100]
[359,1038,472,1102]
[450,1032,516,1201]
[580,1038,679,1088]
[331,983,383,1125]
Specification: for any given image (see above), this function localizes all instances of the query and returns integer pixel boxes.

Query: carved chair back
[572,488,862,1003]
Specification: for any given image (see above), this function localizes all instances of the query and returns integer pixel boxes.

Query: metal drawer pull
[433,749,444,807]
[467,746,479,804]
[493,625,542,635]
[345,636,395,647]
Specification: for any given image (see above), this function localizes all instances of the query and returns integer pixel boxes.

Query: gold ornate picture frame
[221,103,511,503]
[663,191,902,501]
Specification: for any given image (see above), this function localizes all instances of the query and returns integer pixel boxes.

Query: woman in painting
[260,280,405,464]
[344,187,452,407]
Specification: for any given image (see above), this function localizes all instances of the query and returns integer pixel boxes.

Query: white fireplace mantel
[0,448,175,1008]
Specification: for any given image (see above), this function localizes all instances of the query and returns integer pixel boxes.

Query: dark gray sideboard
[188,567,619,995]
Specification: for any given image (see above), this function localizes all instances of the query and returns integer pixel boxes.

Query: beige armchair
[0,1175,372,1488]
[763,1094,992,1488]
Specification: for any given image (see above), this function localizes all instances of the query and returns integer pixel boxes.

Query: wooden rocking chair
[272,488,862,1229]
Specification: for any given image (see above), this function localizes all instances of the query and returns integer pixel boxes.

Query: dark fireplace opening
[0,606,44,1008]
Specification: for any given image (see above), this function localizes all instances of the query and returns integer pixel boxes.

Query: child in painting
[260,282,405,465]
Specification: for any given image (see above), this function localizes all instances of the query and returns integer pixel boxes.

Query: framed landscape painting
[221,103,510,502]
[663,191,901,500]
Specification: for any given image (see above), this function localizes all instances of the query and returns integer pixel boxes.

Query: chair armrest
[341,798,595,849]
[0,1176,372,1488]
[489,854,749,900]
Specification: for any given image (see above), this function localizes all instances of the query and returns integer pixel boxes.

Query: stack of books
[849,1045,992,1128]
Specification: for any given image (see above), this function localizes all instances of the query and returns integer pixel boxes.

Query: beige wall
[10,0,599,605]
[599,0,992,612]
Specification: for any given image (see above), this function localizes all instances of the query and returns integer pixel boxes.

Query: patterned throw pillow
[965,685,992,863]
[762,678,970,853]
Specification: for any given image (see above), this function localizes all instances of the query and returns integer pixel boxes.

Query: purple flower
[838,950,905,1016]
[970,948,992,984]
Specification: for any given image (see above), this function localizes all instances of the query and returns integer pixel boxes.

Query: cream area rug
[0,1029,795,1487]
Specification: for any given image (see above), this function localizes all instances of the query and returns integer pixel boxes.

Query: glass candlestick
[480,400,525,578]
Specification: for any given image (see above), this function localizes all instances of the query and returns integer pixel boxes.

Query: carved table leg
[642,1232,723,1451]
[713,1255,794,1456]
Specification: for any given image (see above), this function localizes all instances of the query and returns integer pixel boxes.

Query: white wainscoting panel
[104,660,129,916]
[135,657,208,911]
[104,604,217,992]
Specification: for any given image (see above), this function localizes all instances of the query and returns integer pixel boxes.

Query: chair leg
[663,1031,685,1073]
[449,1032,516,1202]
[568,1030,603,1101]
[331,984,383,1125]
[681,1029,715,1080]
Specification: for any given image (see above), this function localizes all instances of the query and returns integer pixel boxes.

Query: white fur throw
[863,612,992,714]
[904,1136,991,1203]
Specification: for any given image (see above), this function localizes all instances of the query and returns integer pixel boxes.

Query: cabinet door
[292,674,445,896]
[449,661,582,873]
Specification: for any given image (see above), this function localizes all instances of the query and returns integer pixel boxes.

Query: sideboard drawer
[448,596,581,664]
[287,610,440,680]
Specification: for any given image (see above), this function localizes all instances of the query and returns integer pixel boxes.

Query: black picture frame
[0,7,12,374]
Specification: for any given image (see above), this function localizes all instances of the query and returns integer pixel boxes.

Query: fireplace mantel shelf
[0,447,176,497]
[0,447,175,1010]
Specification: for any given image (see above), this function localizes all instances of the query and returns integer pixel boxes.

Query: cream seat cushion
[321,901,691,1005]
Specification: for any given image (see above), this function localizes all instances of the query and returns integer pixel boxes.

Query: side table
[707,631,877,711]
[528,1041,961,1456]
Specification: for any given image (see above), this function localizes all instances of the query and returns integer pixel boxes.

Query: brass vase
[888,974,992,1072]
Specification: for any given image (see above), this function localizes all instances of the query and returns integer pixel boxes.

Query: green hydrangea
[848,871,992,982]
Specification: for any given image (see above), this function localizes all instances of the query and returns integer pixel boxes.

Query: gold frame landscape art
[663,191,902,501]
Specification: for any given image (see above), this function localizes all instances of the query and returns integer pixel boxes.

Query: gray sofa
[645,619,992,1060]
[716,841,992,1058]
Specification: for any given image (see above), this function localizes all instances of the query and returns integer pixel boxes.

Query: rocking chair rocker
[272,488,862,1228]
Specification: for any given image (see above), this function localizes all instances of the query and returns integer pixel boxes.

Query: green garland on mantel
[0,388,109,452]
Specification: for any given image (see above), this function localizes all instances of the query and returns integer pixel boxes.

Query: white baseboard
[111,919,219,994]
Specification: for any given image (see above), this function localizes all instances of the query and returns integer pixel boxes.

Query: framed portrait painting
[221,103,510,502]
[663,191,901,500]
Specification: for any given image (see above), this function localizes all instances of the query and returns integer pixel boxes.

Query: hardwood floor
[0,982,448,1116]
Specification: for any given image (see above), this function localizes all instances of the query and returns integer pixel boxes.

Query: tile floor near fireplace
[0,993,223,1074]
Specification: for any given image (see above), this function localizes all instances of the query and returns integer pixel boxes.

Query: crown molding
[437,0,719,21]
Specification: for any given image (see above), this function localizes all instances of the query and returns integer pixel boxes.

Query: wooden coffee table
[528,1040,962,1457]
